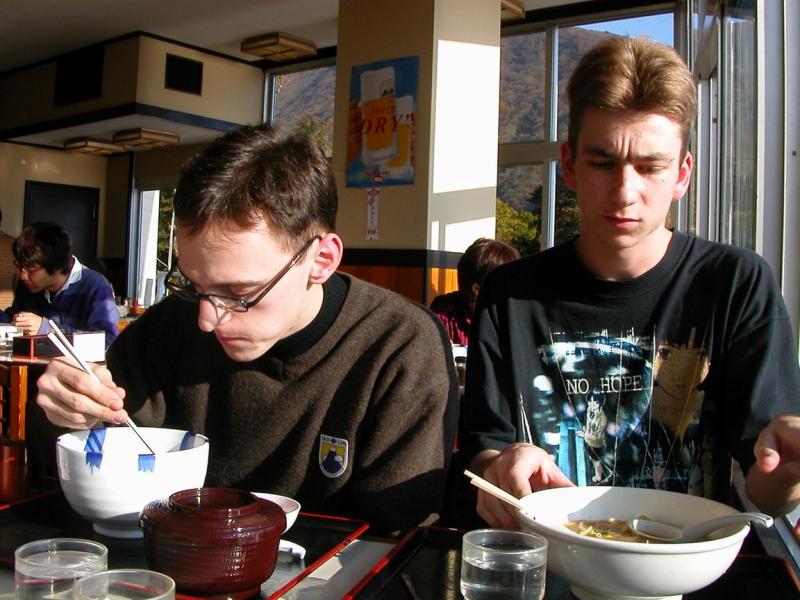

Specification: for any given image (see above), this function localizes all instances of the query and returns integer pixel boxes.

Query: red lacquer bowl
[140,487,286,597]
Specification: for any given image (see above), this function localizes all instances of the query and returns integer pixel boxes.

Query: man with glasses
[35,125,459,535]
[6,222,118,347]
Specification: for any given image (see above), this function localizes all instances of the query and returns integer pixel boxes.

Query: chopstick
[46,319,156,455]
[464,469,526,511]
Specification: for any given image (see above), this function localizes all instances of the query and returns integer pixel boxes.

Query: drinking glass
[72,569,176,600]
[460,529,548,600]
[14,538,108,599]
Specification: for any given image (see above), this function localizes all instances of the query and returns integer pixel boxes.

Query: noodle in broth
[564,518,652,543]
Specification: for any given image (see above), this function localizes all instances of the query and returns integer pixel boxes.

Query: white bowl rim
[251,491,301,515]
[56,427,210,453]
[517,486,751,554]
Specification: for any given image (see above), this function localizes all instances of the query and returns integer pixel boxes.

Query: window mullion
[543,25,558,249]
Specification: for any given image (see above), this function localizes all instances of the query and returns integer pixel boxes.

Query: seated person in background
[9,222,119,347]
[35,125,459,536]
[462,36,800,528]
[430,238,519,346]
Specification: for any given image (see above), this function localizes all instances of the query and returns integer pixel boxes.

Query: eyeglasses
[165,236,321,313]
[13,260,42,275]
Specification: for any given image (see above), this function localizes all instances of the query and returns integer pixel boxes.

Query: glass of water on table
[14,538,108,599]
[460,529,548,600]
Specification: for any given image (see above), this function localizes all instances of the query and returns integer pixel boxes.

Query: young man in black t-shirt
[463,36,800,528]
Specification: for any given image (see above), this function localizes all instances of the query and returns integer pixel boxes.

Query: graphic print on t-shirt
[530,327,709,493]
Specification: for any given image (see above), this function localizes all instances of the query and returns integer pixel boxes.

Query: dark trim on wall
[341,248,461,270]
[134,103,241,132]
[1,30,257,77]
[0,103,242,143]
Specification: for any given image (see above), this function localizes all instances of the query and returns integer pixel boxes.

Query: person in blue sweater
[8,222,118,348]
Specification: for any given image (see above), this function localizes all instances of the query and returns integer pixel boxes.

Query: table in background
[0,348,49,440]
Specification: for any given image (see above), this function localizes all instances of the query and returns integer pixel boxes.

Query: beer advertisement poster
[346,56,419,187]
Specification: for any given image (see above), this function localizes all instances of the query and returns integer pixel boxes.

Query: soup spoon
[628,512,773,543]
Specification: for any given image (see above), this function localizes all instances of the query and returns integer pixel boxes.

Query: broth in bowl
[564,518,651,543]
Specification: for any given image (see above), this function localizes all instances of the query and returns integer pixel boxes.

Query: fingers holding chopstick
[36,356,128,428]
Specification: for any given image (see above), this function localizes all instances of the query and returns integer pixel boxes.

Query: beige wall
[136,37,263,126]
[133,143,207,190]
[0,37,140,131]
[102,143,208,258]
[0,34,263,134]
[333,0,435,250]
[333,0,499,253]
[0,141,107,248]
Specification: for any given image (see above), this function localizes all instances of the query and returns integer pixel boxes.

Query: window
[130,189,175,306]
[499,32,546,143]
[718,4,756,248]
[497,10,675,255]
[271,63,336,156]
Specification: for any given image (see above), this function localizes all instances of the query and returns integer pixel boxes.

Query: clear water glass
[460,529,548,600]
[72,569,176,600]
[14,538,108,599]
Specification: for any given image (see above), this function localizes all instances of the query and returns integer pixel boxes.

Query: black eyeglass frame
[164,236,321,313]
[12,260,42,274]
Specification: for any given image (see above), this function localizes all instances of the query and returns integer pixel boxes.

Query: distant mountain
[498,27,614,212]
[274,64,337,144]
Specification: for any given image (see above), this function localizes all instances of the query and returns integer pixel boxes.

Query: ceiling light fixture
[501,0,525,21]
[241,32,317,61]
[113,128,180,149]
[63,138,125,156]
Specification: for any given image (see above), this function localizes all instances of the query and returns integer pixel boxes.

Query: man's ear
[308,233,343,285]
[672,150,694,201]
[561,142,577,190]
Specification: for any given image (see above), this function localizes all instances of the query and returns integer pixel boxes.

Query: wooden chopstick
[46,319,156,455]
[464,469,526,511]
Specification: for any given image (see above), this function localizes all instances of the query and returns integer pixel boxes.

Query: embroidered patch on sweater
[319,434,348,478]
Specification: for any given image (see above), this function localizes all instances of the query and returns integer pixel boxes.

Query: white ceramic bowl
[251,492,301,533]
[57,427,209,539]
[517,486,750,600]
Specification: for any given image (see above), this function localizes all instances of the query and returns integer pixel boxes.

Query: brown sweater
[107,274,459,535]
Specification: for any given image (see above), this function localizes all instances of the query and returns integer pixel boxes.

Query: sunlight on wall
[431,217,496,253]
[433,40,500,194]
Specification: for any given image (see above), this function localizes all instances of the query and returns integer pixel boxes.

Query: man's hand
[36,357,128,429]
[473,443,574,528]
[12,311,43,336]
[747,415,800,515]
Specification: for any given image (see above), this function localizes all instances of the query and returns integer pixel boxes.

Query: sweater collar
[267,272,348,361]
[45,256,82,302]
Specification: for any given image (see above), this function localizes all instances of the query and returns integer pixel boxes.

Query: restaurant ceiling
[0,0,574,149]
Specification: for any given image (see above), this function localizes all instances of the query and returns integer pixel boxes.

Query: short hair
[174,124,337,251]
[458,238,520,293]
[567,36,697,156]
[12,222,73,274]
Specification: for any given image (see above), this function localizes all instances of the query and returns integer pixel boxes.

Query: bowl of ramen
[517,486,750,600]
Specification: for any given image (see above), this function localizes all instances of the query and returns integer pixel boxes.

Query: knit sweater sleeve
[340,294,460,535]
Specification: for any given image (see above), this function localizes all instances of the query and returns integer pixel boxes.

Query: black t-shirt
[462,232,800,501]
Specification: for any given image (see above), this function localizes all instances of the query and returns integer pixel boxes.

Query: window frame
[498,3,676,251]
